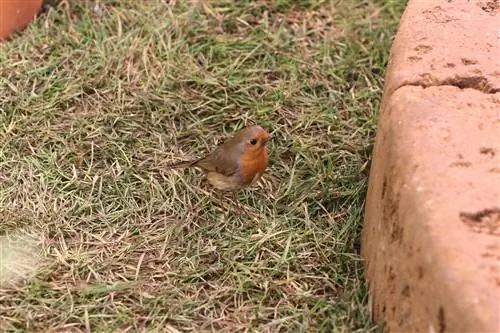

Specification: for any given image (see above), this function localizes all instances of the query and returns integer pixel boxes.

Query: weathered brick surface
[384,0,500,97]
[362,0,500,332]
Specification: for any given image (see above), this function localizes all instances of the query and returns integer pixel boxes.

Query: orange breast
[239,148,268,185]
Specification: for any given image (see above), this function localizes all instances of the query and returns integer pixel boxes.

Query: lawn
[0,1,406,332]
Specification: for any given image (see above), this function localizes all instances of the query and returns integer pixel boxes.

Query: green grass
[0,0,406,331]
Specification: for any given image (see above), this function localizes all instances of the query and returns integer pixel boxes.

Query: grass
[0,0,406,331]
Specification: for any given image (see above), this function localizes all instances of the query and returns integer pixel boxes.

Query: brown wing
[192,127,254,176]
[194,144,240,177]
[165,159,197,169]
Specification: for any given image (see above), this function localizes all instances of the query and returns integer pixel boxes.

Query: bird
[166,125,272,210]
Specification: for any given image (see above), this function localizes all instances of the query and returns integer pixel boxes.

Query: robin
[167,125,272,198]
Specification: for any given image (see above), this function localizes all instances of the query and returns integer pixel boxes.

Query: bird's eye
[249,138,258,145]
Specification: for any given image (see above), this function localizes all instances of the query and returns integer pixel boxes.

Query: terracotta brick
[0,0,42,41]
[362,0,500,332]
[383,0,500,98]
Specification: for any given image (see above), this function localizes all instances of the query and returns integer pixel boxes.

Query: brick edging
[361,1,500,332]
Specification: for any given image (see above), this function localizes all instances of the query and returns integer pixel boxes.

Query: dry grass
[0,0,406,331]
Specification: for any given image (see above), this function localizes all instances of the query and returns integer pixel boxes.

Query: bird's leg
[231,191,260,219]
[231,191,249,216]
[231,191,244,213]
[218,190,230,220]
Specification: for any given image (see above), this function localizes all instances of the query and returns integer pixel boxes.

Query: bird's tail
[165,159,198,169]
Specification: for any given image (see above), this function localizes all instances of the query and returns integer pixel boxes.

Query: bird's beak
[263,135,273,144]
